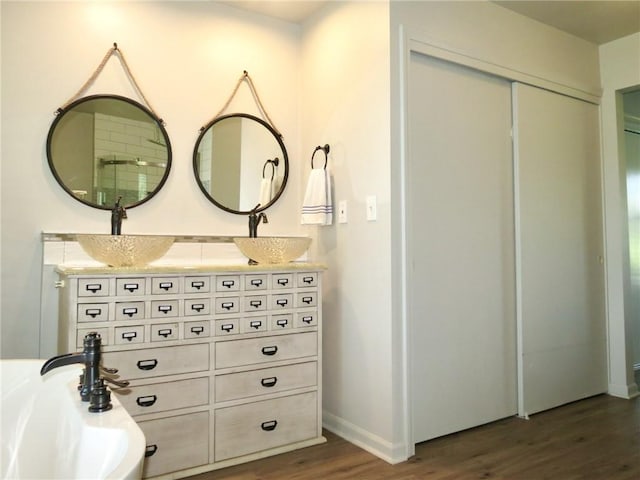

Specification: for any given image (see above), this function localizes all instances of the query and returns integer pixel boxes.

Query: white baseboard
[322,410,408,465]
[608,381,639,399]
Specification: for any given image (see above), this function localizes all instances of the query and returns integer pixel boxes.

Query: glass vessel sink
[233,237,311,264]
[76,234,174,267]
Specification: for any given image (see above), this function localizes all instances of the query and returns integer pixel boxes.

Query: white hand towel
[259,178,272,207]
[301,168,333,225]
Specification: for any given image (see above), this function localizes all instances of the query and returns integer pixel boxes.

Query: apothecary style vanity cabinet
[56,264,326,479]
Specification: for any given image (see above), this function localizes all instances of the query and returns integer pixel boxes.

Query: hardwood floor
[189,394,639,480]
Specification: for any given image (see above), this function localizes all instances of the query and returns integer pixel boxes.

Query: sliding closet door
[408,53,517,443]
[513,83,607,416]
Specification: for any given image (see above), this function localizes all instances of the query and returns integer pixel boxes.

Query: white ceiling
[221,1,640,45]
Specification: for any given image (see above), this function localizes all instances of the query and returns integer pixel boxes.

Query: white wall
[600,33,640,397]
[0,1,303,358]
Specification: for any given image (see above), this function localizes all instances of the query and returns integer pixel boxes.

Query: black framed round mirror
[192,113,288,214]
[46,94,172,210]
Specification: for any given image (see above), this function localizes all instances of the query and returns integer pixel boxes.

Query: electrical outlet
[338,200,348,224]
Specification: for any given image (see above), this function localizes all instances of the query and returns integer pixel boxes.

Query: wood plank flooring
[189,394,639,480]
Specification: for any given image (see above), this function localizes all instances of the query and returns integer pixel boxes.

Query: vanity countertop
[55,262,327,275]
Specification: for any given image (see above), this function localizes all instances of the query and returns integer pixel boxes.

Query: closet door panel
[514,83,607,415]
[408,53,517,443]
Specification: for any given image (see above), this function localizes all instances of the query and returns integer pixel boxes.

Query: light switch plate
[366,195,377,221]
[338,200,348,223]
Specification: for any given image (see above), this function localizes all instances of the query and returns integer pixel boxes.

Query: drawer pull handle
[221,323,234,332]
[158,328,172,338]
[261,346,278,356]
[85,284,102,293]
[276,319,288,328]
[261,420,278,432]
[301,296,313,304]
[85,308,102,318]
[249,300,262,308]
[221,302,234,310]
[302,316,314,324]
[190,326,204,335]
[136,395,157,407]
[277,278,289,286]
[250,320,262,329]
[122,331,137,341]
[302,276,314,284]
[191,280,205,290]
[137,359,158,370]
[191,303,205,312]
[158,305,172,313]
[221,280,235,288]
[122,307,138,317]
[145,445,158,457]
[261,377,278,388]
[159,282,173,291]
[250,279,263,287]
[123,283,139,292]
[276,299,288,307]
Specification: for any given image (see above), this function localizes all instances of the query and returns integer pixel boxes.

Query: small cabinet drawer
[296,312,318,328]
[184,298,210,316]
[214,392,317,461]
[297,292,317,308]
[215,362,317,403]
[216,275,240,291]
[243,295,267,312]
[76,327,109,348]
[215,332,317,369]
[245,274,267,290]
[102,343,210,380]
[214,318,239,336]
[215,296,239,314]
[116,278,146,296]
[77,303,108,322]
[115,377,209,416]
[270,294,293,310]
[151,323,179,342]
[138,411,209,478]
[150,299,179,318]
[240,316,267,333]
[297,272,318,287]
[270,314,292,331]
[272,273,293,289]
[184,321,210,339]
[77,278,109,297]
[185,276,210,293]
[115,325,144,345]
[151,277,179,295]
[115,301,145,321]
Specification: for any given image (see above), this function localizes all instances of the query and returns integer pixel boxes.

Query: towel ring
[262,158,279,180]
[311,144,330,170]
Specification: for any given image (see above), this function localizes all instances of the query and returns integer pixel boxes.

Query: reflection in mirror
[193,113,288,214]
[47,95,172,209]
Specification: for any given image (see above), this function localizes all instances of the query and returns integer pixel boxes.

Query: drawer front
[243,295,267,312]
[270,293,293,310]
[76,327,109,348]
[240,316,267,333]
[184,320,210,339]
[270,314,293,331]
[215,296,240,314]
[215,332,317,369]
[150,323,179,342]
[115,377,209,416]
[77,303,108,322]
[150,299,179,318]
[103,343,210,380]
[184,298,211,316]
[215,362,317,403]
[245,274,267,291]
[216,275,240,291]
[114,325,144,345]
[116,278,146,296]
[297,272,318,288]
[151,277,179,295]
[295,312,318,328]
[115,301,145,321]
[272,273,293,289]
[297,292,317,308]
[138,411,209,478]
[214,392,317,461]
[77,278,110,297]
[214,318,239,336]
[185,276,211,293]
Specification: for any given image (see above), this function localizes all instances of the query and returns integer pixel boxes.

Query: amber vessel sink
[233,237,311,264]
[76,234,174,267]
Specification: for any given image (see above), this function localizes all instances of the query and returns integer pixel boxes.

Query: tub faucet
[40,332,128,412]
[111,196,127,235]
[248,203,268,238]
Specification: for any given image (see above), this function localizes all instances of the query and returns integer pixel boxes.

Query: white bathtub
[1,359,145,480]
